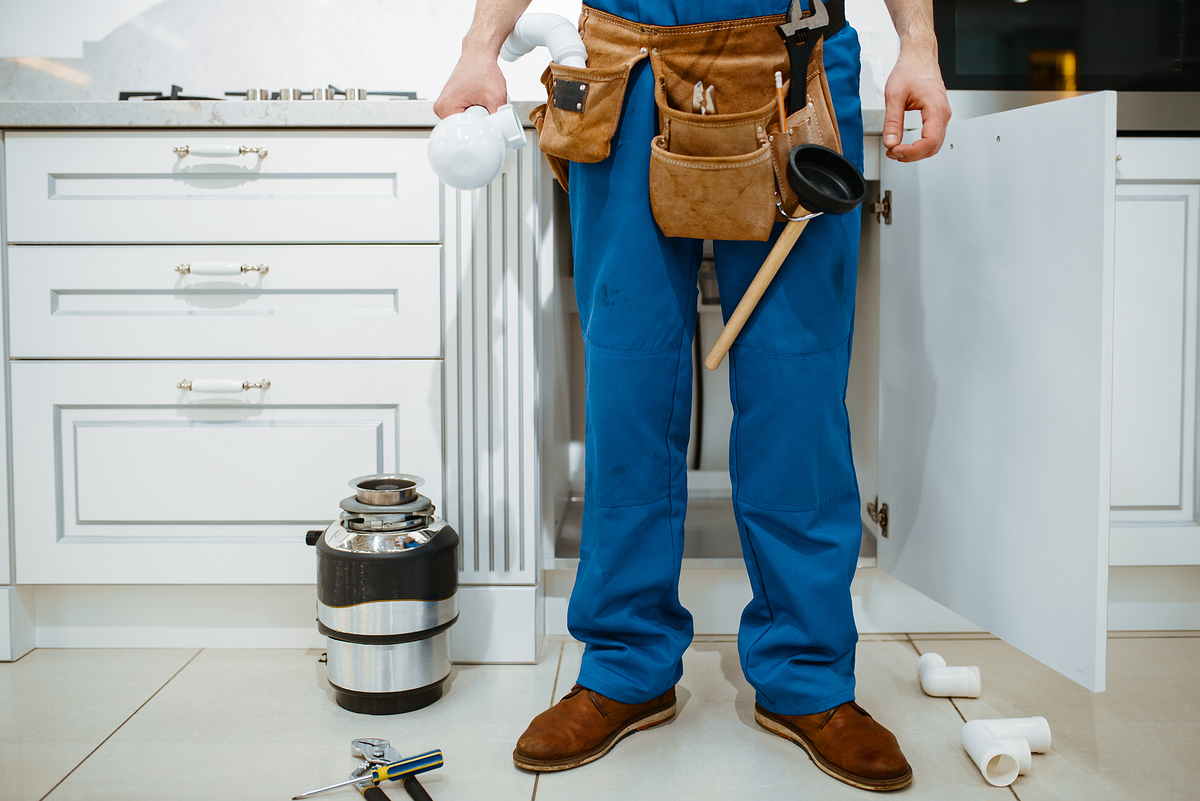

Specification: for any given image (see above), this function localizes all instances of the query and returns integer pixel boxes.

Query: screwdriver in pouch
[292,750,444,799]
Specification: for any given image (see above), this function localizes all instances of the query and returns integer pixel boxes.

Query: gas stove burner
[118,84,419,101]
[119,84,222,101]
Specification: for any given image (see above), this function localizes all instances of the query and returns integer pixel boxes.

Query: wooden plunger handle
[704,215,812,370]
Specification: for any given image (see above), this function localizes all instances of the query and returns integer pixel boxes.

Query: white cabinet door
[1108,139,1200,566]
[8,245,442,359]
[877,92,1117,691]
[4,131,440,244]
[11,360,442,584]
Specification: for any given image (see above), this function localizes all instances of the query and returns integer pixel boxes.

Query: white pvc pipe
[916,653,982,698]
[960,717,1051,787]
[500,12,587,67]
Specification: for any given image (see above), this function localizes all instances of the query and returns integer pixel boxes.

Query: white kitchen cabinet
[11,359,442,584]
[871,93,1200,692]
[4,131,440,244]
[7,245,442,359]
[1108,140,1200,566]
[0,121,550,663]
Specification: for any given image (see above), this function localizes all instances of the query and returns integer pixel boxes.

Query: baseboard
[1,585,35,661]
[453,584,538,664]
[34,626,322,649]
[543,566,982,637]
[543,565,1200,636]
[1107,566,1200,629]
[20,583,541,663]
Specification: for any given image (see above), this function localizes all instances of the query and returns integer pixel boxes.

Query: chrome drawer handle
[177,379,272,392]
[174,262,269,276]
[172,144,268,158]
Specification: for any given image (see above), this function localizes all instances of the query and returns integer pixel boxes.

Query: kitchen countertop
[0,100,890,135]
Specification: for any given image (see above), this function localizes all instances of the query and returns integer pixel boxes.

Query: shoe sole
[512,702,676,772]
[755,707,914,792]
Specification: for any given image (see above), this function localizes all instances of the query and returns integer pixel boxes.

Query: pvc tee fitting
[916,653,981,698]
[960,717,1052,787]
[500,13,587,68]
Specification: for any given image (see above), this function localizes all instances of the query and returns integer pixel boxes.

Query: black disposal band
[316,525,460,607]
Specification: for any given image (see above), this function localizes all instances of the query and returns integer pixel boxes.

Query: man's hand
[433,53,509,119]
[881,0,950,162]
[432,0,533,120]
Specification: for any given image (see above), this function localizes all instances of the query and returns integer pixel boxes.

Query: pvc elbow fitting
[960,717,1052,787]
[427,104,527,190]
[500,12,588,67]
[917,653,982,698]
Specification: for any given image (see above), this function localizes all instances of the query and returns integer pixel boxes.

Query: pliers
[349,739,434,801]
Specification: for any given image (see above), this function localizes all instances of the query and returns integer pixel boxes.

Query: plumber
[435,0,948,791]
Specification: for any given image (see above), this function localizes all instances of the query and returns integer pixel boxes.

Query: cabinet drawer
[12,360,443,584]
[4,131,440,244]
[8,245,442,359]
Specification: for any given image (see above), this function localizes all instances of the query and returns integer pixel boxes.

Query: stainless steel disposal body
[306,474,459,715]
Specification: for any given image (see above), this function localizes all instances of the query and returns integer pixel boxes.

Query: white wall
[0,0,581,103]
[0,1,164,58]
[0,0,897,107]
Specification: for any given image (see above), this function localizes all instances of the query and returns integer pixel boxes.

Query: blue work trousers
[567,21,865,717]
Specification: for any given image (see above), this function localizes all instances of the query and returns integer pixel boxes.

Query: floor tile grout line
[530,642,565,801]
[548,641,566,703]
[38,648,204,801]
[903,633,924,656]
[947,696,968,725]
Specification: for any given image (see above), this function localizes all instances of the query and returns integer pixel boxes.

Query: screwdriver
[293,750,444,799]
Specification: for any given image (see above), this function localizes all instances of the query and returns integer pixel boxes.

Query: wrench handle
[361,787,391,801]
[704,216,811,371]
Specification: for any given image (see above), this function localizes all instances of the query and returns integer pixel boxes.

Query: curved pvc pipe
[917,653,981,698]
[960,717,1051,787]
[500,13,587,67]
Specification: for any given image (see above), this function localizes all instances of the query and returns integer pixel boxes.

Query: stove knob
[312,87,335,101]
[344,88,368,101]
[279,88,303,101]
[245,88,270,101]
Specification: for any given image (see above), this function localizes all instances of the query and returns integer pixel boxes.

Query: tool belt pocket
[649,136,776,241]
[648,56,779,240]
[534,56,643,165]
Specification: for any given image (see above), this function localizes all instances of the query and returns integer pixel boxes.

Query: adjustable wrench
[776,0,830,116]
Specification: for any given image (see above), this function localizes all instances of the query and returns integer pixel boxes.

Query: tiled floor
[1,633,1196,800]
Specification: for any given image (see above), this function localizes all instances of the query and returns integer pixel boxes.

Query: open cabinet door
[877,92,1117,692]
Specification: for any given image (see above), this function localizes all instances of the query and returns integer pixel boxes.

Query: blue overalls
[567,0,865,717]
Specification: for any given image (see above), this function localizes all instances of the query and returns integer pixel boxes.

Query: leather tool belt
[530,2,846,241]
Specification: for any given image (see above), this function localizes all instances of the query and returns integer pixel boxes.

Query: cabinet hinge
[867,496,889,537]
[872,190,892,225]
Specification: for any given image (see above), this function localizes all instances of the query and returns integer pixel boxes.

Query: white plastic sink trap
[429,13,587,190]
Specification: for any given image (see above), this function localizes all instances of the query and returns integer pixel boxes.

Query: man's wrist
[462,29,506,58]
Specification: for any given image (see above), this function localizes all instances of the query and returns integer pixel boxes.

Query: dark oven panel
[934,0,1199,91]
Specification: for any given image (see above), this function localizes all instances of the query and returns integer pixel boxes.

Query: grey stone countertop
[0,99,889,135]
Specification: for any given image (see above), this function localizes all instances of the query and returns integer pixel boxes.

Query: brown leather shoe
[756,701,913,791]
[513,684,676,771]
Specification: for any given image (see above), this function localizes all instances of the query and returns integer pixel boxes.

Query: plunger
[704,144,868,370]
